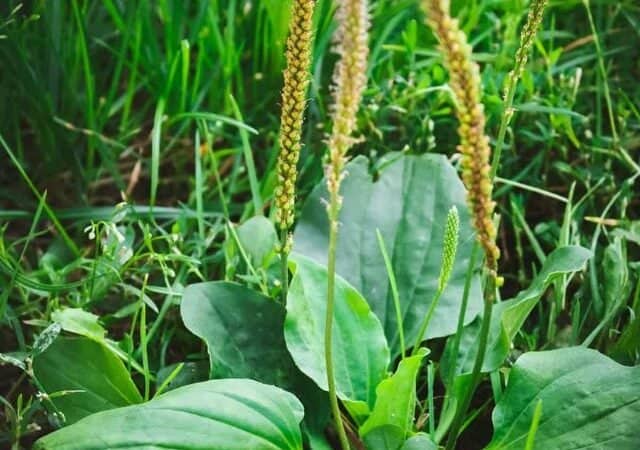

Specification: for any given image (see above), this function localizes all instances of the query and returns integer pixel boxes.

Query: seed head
[275,0,316,230]
[423,0,500,272]
[504,0,548,99]
[326,0,370,202]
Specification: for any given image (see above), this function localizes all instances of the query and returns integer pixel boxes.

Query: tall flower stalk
[492,0,548,177]
[421,0,500,448]
[325,0,369,448]
[422,0,549,447]
[275,0,315,302]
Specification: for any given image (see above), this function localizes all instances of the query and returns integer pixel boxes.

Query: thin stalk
[280,229,290,303]
[445,275,497,450]
[491,0,549,179]
[325,193,350,450]
[434,244,479,443]
[411,289,443,357]
[490,87,516,180]
[445,243,479,389]
[376,229,405,356]
[427,362,436,438]
[155,363,185,398]
[139,274,150,402]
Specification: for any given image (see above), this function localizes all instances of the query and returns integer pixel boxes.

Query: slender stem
[427,362,436,438]
[434,243,479,444]
[139,273,151,402]
[325,192,350,450]
[280,228,289,303]
[411,289,443,356]
[446,242,479,389]
[445,274,496,450]
[376,229,405,356]
[490,74,517,180]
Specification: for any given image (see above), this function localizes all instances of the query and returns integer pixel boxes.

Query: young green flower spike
[275,0,315,235]
[412,205,459,356]
[438,205,459,292]
[422,0,500,273]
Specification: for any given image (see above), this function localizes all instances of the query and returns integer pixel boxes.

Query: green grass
[1,0,639,448]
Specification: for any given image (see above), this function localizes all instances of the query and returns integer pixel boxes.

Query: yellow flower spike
[325,0,370,203]
[275,0,315,233]
[423,0,500,275]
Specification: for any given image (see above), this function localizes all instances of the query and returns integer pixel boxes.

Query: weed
[1,1,639,450]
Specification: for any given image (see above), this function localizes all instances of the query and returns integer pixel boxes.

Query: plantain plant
[12,1,639,450]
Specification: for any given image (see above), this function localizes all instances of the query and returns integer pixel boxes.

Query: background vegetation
[1,0,639,448]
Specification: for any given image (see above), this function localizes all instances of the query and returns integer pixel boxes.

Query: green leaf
[611,315,640,365]
[294,153,483,357]
[284,254,389,411]
[32,337,142,424]
[487,347,640,450]
[180,281,332,441]
[442,246,591,380]
[40,238,76,271]
[514,102,587,120]
[400,433,438,450]
[180,281,296,386]
[361,349,427,441]
[602,237,629,313]
[362,425,405,450]
[51,308,106,342]
[236,215,278,268]
[305,428,333,450]
[34,379,305,450]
